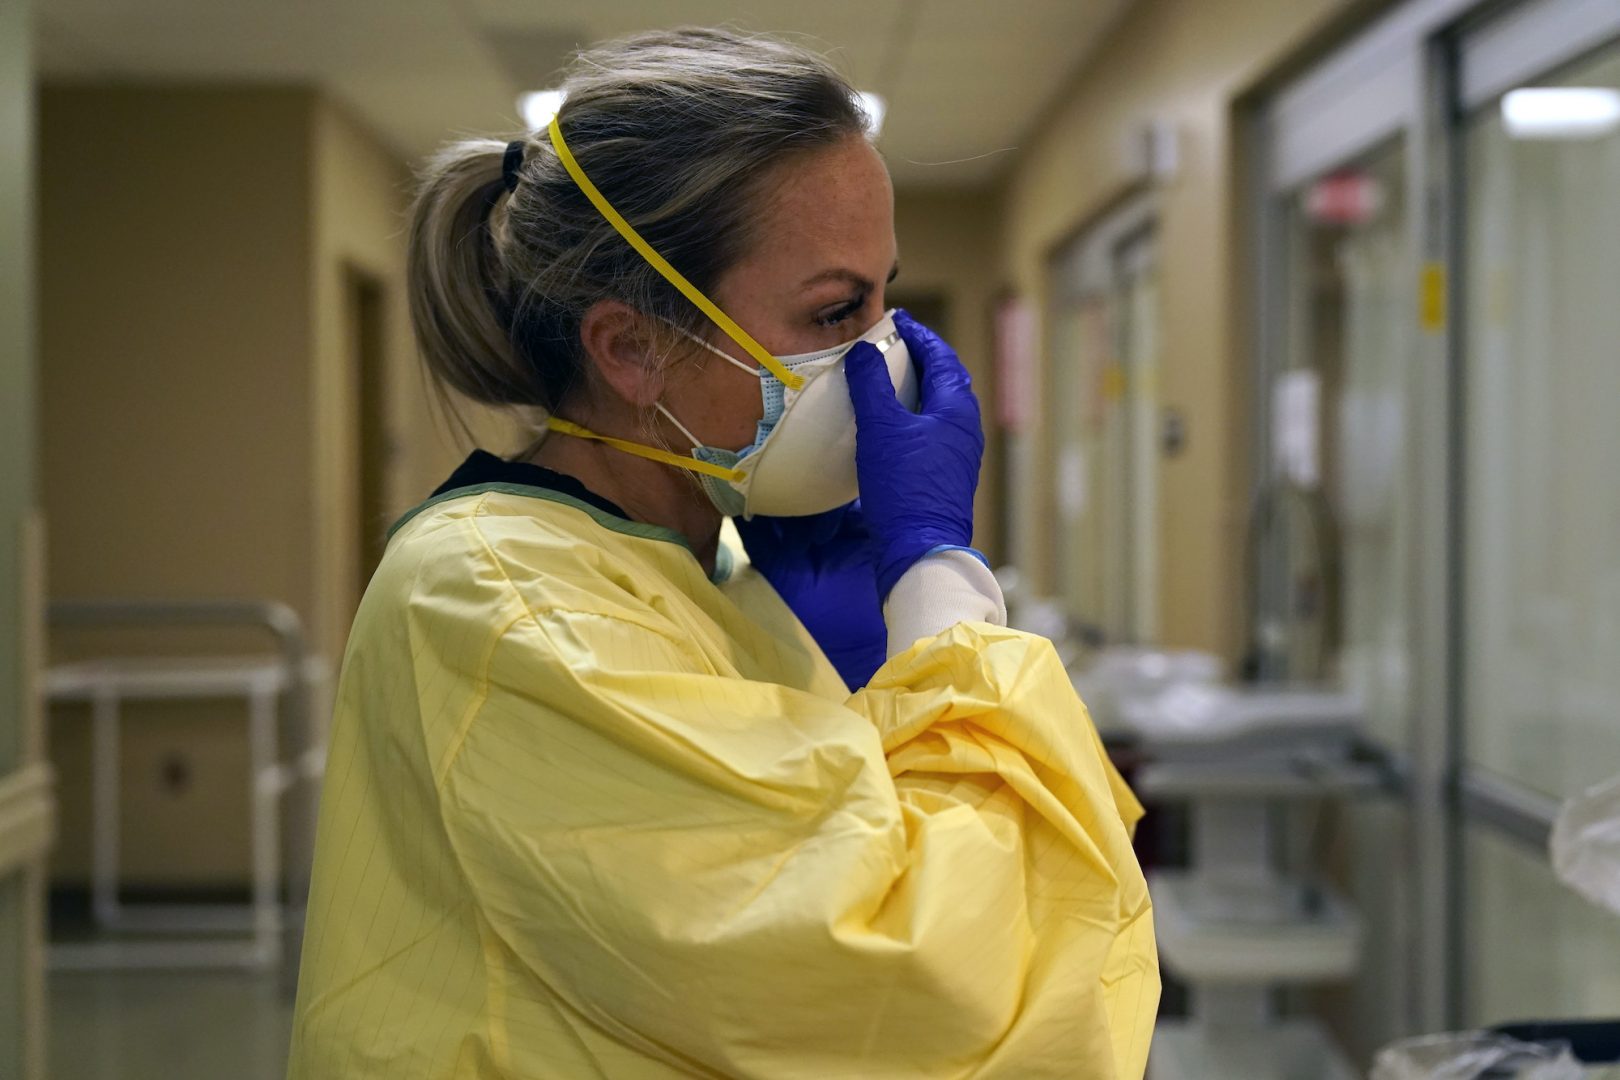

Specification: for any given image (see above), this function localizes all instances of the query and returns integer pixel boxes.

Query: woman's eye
[814,296,865,328]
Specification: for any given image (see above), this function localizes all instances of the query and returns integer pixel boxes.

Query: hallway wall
[39,86,317,632]
[997,0,1380,657]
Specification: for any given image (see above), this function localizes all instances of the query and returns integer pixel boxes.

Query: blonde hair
[406,27,870,415]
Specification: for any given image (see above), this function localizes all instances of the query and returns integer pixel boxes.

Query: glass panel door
[1462,38,1620,800]
[1260,136,1420,1059]
[1048,199,1159,646]
[1115,232,1161,643]
[1051,296,1109,627]
[1267,139,1415,750]
[1458,20,1620,1023]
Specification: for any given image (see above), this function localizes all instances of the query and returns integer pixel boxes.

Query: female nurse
[288,26,1157,1080]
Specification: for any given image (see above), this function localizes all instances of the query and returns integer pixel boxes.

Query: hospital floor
[49,968,293,1080]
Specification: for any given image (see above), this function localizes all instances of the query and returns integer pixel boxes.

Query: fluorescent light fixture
[521,86,886,138]
[1502,87,1620,140]
[857,91,886,138]
[518,89,567,131]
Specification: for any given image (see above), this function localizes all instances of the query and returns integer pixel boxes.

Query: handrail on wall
[45,593,316,773]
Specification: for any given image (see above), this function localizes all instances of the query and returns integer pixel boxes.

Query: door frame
[1,0,52,1074]
[1045,190,1161,644]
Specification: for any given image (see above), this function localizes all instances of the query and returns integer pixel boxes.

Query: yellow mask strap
[547,116,805,392]
[545,416,747,483]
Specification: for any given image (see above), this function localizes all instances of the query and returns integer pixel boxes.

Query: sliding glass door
[1456,0,1620,1023]
[1048,195,1160,645]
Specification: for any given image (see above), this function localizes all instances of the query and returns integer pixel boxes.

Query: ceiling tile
[36,0,1133,187]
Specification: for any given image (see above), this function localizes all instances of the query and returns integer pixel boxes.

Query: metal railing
[46,598,322,981]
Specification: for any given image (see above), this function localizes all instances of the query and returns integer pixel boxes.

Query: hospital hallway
[2,0,1620,1076]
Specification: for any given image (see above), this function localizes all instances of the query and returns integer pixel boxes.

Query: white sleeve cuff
[882,549,1008,658]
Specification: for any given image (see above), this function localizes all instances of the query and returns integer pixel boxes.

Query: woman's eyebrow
[798,261,902,291]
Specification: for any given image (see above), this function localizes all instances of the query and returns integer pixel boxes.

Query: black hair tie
[501,139,526,194]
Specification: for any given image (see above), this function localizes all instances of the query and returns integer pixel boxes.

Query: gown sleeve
[434,600,1158,1079]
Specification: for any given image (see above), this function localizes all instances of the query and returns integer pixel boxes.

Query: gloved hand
[844,308,985,600]
[735,501,888,691]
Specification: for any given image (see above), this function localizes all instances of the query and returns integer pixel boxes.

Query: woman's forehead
[750,139,896,271]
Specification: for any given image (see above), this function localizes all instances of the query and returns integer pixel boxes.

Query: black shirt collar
[431,450,631,522]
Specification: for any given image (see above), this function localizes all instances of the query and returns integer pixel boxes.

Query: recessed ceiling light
[520,87,888,139]
[1502,87,1620,140]
[518,89,567,131]
[858,92,886,138]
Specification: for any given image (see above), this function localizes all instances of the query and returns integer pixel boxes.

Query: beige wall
[891,188,1003,558]
[39,86,316,624]
[996,0,1372,658]
[309,99,417,661]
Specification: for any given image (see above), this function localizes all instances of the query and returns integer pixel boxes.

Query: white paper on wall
[1057,443,1088,521]
[1274,369,1322,490]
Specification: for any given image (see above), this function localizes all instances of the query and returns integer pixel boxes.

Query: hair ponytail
[406,140,550,409]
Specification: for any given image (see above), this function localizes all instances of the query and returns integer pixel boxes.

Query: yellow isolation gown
[286,478,1158,1079]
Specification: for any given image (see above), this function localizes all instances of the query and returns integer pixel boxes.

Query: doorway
[1047,194,1162,646]
[345,267,389,603]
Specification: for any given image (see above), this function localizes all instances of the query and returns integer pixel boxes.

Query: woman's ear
[578,299,666,408]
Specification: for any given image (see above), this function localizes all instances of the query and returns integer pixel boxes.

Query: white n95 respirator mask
[658,310,917,518]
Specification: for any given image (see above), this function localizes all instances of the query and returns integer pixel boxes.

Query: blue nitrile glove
[735,501,889,690]
[844,308,985,601]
